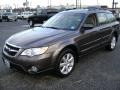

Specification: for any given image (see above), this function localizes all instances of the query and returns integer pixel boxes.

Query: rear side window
[97,13,107,25]
[106,13,116,23]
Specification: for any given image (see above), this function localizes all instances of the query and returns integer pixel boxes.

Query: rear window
[106,13,116,23]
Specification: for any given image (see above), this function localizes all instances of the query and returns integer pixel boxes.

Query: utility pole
[114,2,118,8]
[97,0,99,5]
[112,0,115,8]
[50,0,51,7]
[76,0,78,8]
[48,0,51,8]
[26,0,27,7]
[80,0,81,8]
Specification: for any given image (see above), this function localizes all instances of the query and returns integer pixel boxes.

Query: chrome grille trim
[3,43,21,57]
[6,42,21,48]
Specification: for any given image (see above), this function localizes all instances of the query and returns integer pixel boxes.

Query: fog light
[28,66,38,73]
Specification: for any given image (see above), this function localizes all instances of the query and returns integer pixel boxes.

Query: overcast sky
[0,0,119,8]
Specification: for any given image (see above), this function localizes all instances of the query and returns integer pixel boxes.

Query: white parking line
[21,25,29,28]
[72,80,82,84]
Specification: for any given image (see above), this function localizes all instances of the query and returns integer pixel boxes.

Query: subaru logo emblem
[5,46,11,52]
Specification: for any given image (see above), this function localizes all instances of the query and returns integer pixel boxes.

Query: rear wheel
[55,49,76,77]
[0,19,2,22]
[105,35,117,51]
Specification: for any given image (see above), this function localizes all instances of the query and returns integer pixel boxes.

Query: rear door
[96,13,114,44]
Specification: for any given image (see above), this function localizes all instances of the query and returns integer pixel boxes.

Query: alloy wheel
[59,53,75,75]
[110,36,116,49]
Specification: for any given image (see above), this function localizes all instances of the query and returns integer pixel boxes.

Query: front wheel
[105,36,117,51]
[55,49,76,77]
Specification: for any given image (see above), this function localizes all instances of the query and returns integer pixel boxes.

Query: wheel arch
[113,31,119,42]
[52,43,79,67]
[59,45,79,58]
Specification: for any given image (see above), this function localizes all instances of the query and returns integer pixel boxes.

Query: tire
[55,49,76,77]
[105,35,117,51]
[14,19,17,21]
[7,18,10,22]
[29,20,34,27]
[22,16,24,20]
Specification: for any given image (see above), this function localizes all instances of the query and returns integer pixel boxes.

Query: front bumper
[2,51,53,73]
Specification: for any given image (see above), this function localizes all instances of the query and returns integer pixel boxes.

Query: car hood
[6,27,73,48]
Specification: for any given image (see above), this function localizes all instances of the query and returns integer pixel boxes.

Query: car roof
[61,9,112,15]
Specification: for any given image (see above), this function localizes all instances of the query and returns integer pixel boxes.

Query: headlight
[21,47,48,57]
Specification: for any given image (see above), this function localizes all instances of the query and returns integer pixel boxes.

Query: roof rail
[86,6,104,11]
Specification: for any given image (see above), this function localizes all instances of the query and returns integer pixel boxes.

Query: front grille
[4,43,20,56]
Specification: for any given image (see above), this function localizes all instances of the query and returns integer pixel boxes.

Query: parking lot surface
[0,20,120,90]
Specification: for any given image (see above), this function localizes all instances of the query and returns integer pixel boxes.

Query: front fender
[51,40,78,66]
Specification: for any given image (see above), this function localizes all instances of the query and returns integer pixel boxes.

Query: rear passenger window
[106,13,116,23]
[84,14,97,27]
[97,13,107,25]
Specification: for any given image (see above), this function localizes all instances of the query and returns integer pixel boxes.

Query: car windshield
[42,12,85,30]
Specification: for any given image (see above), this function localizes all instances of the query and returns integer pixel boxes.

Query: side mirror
[80,24,94,33]
[82,24,94,30]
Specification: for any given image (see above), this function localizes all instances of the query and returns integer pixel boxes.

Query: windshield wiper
[43,26,60,29]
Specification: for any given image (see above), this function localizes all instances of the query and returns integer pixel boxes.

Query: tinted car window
[84,14,97,27]
[97,13,107,25]
[3,13,12,15]
[42,12,85,30]
[106,13,116,23]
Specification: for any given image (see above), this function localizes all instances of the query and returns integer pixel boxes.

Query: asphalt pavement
[0,20,120,90]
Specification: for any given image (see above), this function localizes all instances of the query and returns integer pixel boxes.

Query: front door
[77,13,102,54]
